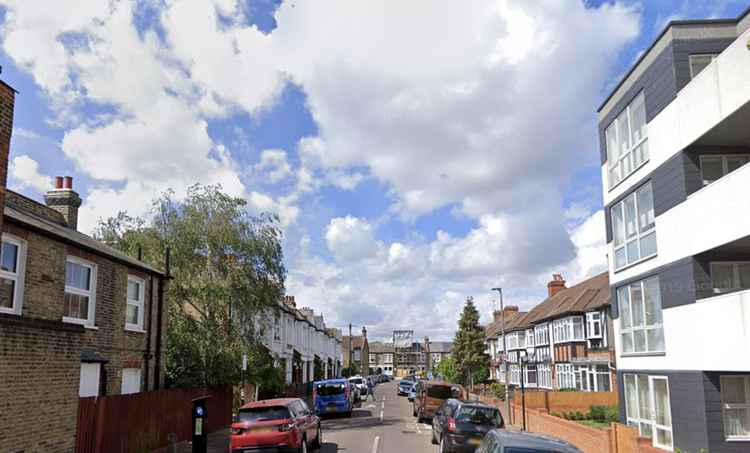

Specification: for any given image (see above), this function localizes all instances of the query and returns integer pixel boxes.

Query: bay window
[721,375,750,440]
[711,262,750,294]
[700,155,750,186]
[612,182,656,270]
[618,276,664,354]
[0,235,26,315]
[552,316,585,343]
[538,364,552,389]
[606,92,648,188]
[64,257,97,326]
[534,323,549,345]
[624,374,673,450]
[556,364,575,390]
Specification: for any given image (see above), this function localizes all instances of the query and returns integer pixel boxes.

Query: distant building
[342,327,370,376]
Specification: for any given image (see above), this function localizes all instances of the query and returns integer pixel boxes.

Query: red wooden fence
[76,385,232,453]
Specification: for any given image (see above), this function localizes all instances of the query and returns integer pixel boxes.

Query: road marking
[379,410,384,421]
[371,435,380,453]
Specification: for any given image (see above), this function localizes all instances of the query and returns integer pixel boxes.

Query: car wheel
[311,425,322,450]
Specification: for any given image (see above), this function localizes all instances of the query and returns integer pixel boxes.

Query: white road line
[371,435,380,453]
[379,410,384,421]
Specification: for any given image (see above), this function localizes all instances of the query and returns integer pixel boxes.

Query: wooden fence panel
[75,397,97,453]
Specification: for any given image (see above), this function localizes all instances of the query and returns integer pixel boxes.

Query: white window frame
[525,329,534,348]
[612,183,657,270]
[556,363,575,390]
[720,375,750,441]
[586,312,603,339]
[125,275,145,332]
[0,234,27,316]
[710,261,750,294]
[121,367,142,395]
[534,323,549,345]
[538,364,552,389]
[689,53,719,79]
[618,276,665,355]
[606,91,649,189]
[63,256,97,327]
[700,154,750,186]
[623,374,673,451]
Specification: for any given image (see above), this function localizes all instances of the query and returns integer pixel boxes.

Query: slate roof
[429,341,453,353]
[484,309,528,339]
[369,342,395,354]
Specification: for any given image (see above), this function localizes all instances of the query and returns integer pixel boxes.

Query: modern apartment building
[486,273,614,393]
[597,8,750,452]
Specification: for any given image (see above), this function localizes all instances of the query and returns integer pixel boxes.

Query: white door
[79,363,101,397]
[121,368,142,395]
[650,376,674,450]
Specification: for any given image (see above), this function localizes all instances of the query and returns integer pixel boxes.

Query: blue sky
[1,0,747,340]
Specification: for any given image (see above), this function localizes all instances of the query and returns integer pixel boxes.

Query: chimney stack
[493,305,519,323]
[44,175,82,230]
[547,274,566,297]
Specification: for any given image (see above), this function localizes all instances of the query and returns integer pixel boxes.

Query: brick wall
[0,80,16,233]
[0,219,166,452]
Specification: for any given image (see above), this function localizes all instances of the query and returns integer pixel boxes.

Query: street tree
[434,355,459,383]
[94,184,286,388]
[452,296,489,389]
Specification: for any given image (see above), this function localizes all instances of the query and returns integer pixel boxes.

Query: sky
[1,0,747,341]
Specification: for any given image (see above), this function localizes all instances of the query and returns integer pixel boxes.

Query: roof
[489,430,583,453]
[484,309,528,339]
[597,6,750,113]
[239,398,299,409]
[4,196,165,276]
[429,341,453,353]
[526,271,610,324]
[369,341,395,353]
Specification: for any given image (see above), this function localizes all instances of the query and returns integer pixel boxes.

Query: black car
[476,430,583,453]
[432,399,504,453]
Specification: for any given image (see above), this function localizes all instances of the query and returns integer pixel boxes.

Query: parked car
[476,430,584,453]
[432,399,504,452]
[230,398,322,453]
[407,381,418,402]
[313,379,353,417]
[349,382,361,403]
[349,376,368,397]
[398,379,414,396]
[414,381,464,422]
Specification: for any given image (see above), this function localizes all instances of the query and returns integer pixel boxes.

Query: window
[125,276,145,331]
[525,365,537,386]
[64,257,97,326]
[273,314,281,341]
[606,92,649,188]
[700,155,750,186]
[612,183,656,270]
[711,262,750,294]
[121,368,142,395]
[721,375,750,440]
[0,235,26,315]
[689,53,719,79]
[556,363,575,390]
[538,364,552,389]
[624,374,673,450]
[586,312,602,339]
[525,329,534,348]
[79,363,101,397]
[552,316,585,343]
[534,323,549,345]
[618,276,664,354]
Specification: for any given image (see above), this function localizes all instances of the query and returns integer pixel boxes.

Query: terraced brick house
[597,8,750,452]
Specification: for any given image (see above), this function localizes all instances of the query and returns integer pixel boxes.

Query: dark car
[476,429,584,453]
[432,399,504,453]
[230,398,321,453]
[313,379,353,417]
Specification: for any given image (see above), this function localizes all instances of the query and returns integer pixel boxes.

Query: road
[319,380,436,453]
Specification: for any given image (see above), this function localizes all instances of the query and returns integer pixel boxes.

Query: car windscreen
[426,385,453,399]
[455,406,502,426]
[238,406,291,422]
[349,378,363,385]
[317,383,347,396]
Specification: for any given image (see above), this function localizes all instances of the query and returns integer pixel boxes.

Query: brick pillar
[0,80,17,232]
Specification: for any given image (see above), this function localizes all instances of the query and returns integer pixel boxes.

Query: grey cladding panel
[673,38,737,92]
[652,152,688,217]
[704,372,750,452]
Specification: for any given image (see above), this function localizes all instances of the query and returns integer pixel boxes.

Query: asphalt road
[319,380,436,453]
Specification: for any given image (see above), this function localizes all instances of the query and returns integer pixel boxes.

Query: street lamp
[518,350,532,431]
[491,287,511,427]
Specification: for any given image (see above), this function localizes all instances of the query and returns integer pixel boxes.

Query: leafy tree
[452,297,490,389]
[434,355,459,383]
[95,184,286,388]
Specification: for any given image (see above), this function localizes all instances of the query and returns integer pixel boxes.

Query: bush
[605,405,619,423]
[489,382,507,400]
[559,387,577,392]
[589,405,607,421]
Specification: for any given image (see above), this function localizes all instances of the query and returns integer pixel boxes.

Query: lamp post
[491,287,511,427]
[518,350,530,431]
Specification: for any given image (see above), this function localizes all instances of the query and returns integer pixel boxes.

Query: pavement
[174,380,441,453]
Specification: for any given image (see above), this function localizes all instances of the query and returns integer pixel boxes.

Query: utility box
[192,396,210,453]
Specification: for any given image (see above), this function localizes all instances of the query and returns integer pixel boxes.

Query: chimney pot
[547,273,567,297]
[55,176,63,189]
[63,176,73,189]
[44,179,82,230]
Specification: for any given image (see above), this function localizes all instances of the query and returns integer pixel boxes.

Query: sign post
[192,395,210,453]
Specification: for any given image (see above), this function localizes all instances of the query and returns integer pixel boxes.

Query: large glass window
[618,276,664,355]
[556,364,575,390]
[552,316,585,343]
[586,312,602,339]
[700,155,750,186]
[125,276,145,331]
[624,374,673,450]
[606,92,649,188]
[612,183,656,269]
[721,376,750,440]
[711,262,750,294]
[64,257,96,326]
[0,236,25,315]
[534,324,549,346]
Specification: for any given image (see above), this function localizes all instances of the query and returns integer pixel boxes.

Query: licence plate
[251,426,273,433]
[326,406,337,412]
[469,438,482,445]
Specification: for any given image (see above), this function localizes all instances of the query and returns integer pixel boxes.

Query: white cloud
[255,149,292,184]
[325,216,380,262]
[9,155,52,193]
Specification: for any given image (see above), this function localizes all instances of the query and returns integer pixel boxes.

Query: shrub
[573,411,586,421]
[589,405,607,422]
[489,382,507,400]
[605,405,619,423]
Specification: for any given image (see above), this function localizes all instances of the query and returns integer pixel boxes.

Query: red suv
[230,398,322,453]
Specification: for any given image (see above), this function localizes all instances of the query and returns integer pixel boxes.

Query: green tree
[434,355,459,383]
[94,184,286,388]
[452,297,489,389]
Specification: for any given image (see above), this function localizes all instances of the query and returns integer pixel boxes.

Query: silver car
[477,430,584,453]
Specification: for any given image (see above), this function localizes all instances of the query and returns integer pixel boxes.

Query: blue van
[313,379,353,417]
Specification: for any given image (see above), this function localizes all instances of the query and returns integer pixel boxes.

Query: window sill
[125,326,146,334]
[613,252,658,274]
[726,437,750,442]
[620,351,665,358]
[0,307,21,316]
[63,317,97,329]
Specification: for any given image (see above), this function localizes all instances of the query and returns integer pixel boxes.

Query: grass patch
[576,419,610,429]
